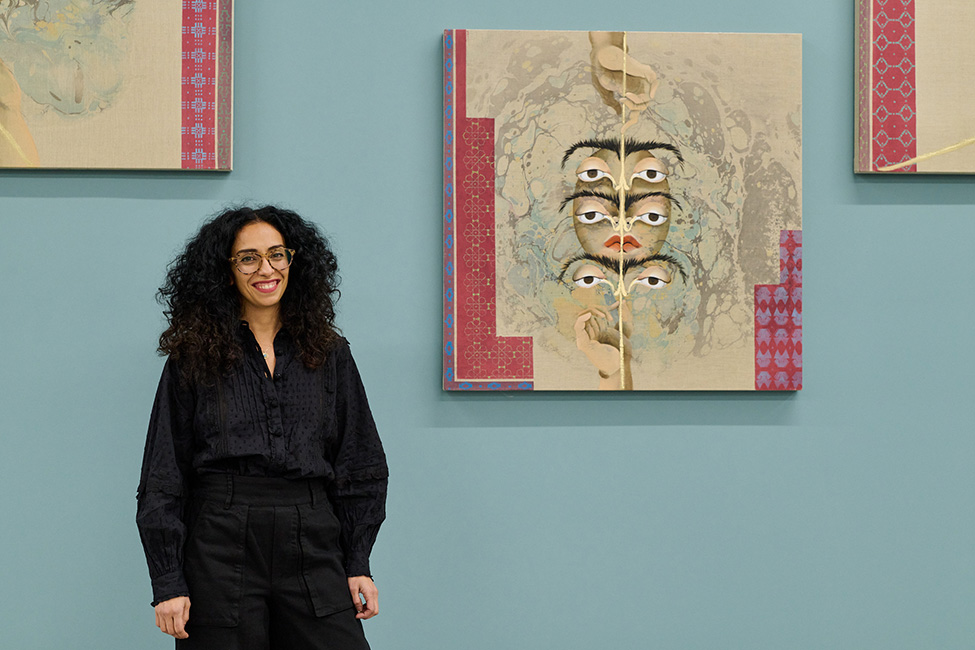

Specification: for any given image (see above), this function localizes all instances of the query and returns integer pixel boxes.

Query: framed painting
[0,0,232,170]
[443,29,802,391]
[856,0,975,173]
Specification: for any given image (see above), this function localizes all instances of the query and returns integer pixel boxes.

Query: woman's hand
[348,576,379,620]
[154,596,191,639]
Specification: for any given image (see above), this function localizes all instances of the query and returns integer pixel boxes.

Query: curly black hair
[158,205,341,382]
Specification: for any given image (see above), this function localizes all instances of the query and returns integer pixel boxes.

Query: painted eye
[577,168,611,182]
[571,263,610,290]
[632,211,668,226]
[630,265,673,291]
[574,157,616,184]
[574,275,604,289]
[632,169,668,183]
[576,209,610,225]
[634,275,670,289]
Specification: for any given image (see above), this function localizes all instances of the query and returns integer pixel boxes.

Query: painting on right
[856,0,975,173]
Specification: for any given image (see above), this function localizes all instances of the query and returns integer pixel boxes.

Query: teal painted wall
[2,1,974,648]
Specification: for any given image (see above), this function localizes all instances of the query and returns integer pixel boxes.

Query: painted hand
[573,303,632,378]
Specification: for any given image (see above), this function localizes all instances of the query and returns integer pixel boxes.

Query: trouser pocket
[183,502,248,626]
[296,501,351,617]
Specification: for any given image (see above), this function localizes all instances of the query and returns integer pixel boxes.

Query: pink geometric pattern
[754,230,802,391]
[869,0,917,172]
[443,30,533,390]
[182,0,218,169]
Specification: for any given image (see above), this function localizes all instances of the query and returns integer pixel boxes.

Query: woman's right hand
[154,596,191,639]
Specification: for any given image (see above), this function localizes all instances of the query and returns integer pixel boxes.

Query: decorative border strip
[443,30,533,391]
[216,0,233,170]
[181,0,218,169]
[869,0,917,172]
[855,0,872,172]
[754,230,802,391]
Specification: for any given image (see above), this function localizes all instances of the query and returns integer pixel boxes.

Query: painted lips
[603,235,641,253]
[252,280,280,294]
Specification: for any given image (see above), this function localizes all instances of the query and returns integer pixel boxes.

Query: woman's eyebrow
[233,245,285,255]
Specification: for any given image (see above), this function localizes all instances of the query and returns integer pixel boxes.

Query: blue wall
[2,1,974,648]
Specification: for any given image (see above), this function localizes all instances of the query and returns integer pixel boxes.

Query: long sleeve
[135,359,195,606]
[328,340,389,578]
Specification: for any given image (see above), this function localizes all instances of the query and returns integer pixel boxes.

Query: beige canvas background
[5,3,183,169]
[463,30,802,390]
[914,0,975,173]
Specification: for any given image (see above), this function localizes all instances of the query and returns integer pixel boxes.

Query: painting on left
[0,0,232,170]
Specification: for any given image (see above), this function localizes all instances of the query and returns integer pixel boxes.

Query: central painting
[443,29,802,391]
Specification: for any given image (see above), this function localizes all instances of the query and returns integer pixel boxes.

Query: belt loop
[309,480,317,508]
[224,474,233,509]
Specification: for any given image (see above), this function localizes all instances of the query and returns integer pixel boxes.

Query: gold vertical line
[617,31,628,390]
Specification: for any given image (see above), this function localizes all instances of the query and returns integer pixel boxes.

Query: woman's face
[230,221,290,319]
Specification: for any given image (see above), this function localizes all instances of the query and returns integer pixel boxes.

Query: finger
[574,313,593,348]
[358,590,379,620]
[349,585,364,613]
[586,305,612,321]
[173,612,188,639]
[585,317,599,341]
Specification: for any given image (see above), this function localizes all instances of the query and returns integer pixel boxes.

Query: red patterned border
[869,0,917,172]
[443,30,533,391]
[181,0,218,169]
[755,230,802,391]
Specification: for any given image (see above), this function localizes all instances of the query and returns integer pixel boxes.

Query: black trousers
[177,475,370,650]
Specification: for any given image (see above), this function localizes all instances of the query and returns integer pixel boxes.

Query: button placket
[264,373,286,465]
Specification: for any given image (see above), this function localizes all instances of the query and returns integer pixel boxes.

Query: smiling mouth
[252,280,280,294]
[603,235,642,253]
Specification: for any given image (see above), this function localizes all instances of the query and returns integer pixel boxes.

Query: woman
[136,206,388,649]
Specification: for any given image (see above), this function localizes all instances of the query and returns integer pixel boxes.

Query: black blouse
[136,324,388,605]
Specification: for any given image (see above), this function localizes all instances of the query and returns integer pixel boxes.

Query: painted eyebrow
[559,190,618,213]
[559,190,683,214]
[558,251,688,282]
[558,252,620,282]
[627,191,683,212]
[561,138,685,169]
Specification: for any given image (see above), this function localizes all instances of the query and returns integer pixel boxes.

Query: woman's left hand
[347,575,379,619]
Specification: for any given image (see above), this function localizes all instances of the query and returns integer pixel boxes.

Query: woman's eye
[577,168,612,183]
[268,251,286,261]
[238,255,259,265]
[634,275,669,289]
[576,210,610,224]
[633,211,668,226]
[632,169,667,183]
[574,276,604,288]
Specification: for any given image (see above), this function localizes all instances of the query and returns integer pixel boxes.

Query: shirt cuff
[344,553,372,578]
[150,569,189,607]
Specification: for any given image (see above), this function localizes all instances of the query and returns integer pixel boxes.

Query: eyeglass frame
[228,247,296,275]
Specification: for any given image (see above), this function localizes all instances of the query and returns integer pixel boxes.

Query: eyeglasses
[229,247,295,274]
